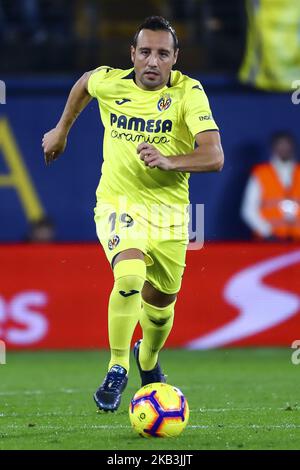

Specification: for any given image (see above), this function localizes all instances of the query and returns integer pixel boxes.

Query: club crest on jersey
[157,94,172,112]
[108,235,120,251]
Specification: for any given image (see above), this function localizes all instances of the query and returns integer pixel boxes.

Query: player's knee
[115,274,145,295]
[149,313,173,326]
[142,300,175,326]
[113,259,146,295]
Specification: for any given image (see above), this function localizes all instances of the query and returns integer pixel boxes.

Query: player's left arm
[137,130,224,173]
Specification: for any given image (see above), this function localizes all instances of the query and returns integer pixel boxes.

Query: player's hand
[42,127,67,165]
[137,143,173,171]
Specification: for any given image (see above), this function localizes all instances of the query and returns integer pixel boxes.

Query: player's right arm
[42,71,93,165]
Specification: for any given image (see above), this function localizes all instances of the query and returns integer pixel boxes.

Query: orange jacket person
[241,132,300,241]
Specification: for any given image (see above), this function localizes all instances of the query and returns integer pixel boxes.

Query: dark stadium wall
[0,77,298,242]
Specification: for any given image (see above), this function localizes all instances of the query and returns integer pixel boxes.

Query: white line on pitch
[2,424,300,431]
[0,389,90,396]
[0,407,294,418]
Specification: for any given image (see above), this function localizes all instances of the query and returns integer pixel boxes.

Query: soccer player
[42,16,224,412]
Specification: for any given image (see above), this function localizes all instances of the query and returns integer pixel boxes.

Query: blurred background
[0,0,300,351]
[0,0,246,75]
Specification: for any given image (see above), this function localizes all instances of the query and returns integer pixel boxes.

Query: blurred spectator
[26,217,56,243]
[18,0,46,43]
[0,0,247,73]
[241,132,300,241]
[0,2,6,37]
[73,0,102,42]
[168,0,195,20]
[239,0,300,91]
[199,0,246,72]
[0,0,46,43]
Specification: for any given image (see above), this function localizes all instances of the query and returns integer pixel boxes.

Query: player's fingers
[44,143,58,155]
[140,154,152,162]
[44,153,51,165]
[144,153,156,162]
[143,155,158,167]
[139,149,155,160]
[137,143,150,152]
[44,151,56,165]
[141,155,149,165]
[147,158,158,168]
[42,133,49,145]
[137,143,153,154]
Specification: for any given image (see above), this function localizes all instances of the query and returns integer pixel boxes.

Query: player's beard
[141,70,164,90]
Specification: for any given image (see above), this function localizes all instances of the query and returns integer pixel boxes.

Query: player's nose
[147,54,159,67]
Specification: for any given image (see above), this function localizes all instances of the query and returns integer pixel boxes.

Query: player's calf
[108,258,146,372]
[138,299,175,371]
[94,258,146,412]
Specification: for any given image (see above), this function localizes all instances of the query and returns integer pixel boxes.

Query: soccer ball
[129,382,189,438]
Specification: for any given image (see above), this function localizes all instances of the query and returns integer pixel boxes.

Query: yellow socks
[108,257,175,374]
[139,299,176,371]
[108,259,146,372]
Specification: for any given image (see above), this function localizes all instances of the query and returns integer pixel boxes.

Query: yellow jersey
[88,66,218,225]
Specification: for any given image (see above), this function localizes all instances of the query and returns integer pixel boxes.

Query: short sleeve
[87,66,113,98]
[183,82,219,136]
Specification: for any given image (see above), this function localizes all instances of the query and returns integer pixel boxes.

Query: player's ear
[173,49,179,66]
[131,46,136,64]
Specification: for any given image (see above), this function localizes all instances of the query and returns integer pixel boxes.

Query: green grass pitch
[0,349,299,450]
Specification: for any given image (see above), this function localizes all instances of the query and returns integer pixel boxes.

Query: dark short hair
[132,16,179,50]
[270,131,296,147]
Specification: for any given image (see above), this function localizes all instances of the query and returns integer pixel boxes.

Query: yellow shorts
[94,200,189,294]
